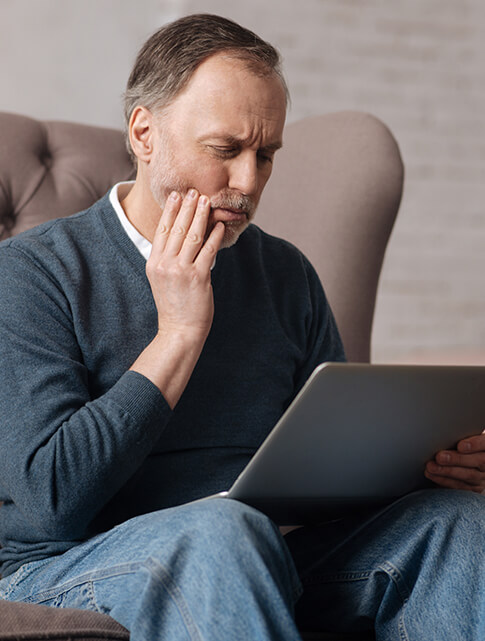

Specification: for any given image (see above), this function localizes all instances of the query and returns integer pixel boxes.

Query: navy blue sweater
[0,193,344,577]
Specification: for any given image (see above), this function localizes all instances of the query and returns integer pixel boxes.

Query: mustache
[210,191,256,217]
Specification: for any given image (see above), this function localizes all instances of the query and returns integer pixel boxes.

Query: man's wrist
[154,324,208,348]
[130,326,207,409]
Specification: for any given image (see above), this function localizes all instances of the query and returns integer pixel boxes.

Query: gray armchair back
[258,111,403,361]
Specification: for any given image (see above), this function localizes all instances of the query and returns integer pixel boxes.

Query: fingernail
[188,189,198,199]
[169,191,179,201]
[198,195,209,206]
[462,442,472,452]
[439,453,451,463]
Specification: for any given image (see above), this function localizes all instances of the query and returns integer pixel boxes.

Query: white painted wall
[0,0,181,127]
[2,0,484,363]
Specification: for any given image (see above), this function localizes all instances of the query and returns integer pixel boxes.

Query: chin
[219,221,249,249]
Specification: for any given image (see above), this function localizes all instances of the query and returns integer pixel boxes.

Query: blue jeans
[1,490,485,640]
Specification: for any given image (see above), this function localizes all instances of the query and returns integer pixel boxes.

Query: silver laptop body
[224,363,485,524]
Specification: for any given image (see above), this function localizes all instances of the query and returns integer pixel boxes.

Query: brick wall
[2,0,484,363]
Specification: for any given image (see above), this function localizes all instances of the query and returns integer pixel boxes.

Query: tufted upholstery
[0,112,134,239]
[0,110,404,640]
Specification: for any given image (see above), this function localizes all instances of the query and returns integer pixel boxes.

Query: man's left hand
[425,432,485,493]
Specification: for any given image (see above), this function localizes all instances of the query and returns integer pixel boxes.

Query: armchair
[0,110,403,640]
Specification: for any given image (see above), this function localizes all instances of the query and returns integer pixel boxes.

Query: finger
[178,194,211,264]
[424,469,484,493]
[426,460,485,485]
[435,449,485,471]
[457,433,485,454]
[194,222,225,271]
[164,189,200,256]
[152,191,181,254]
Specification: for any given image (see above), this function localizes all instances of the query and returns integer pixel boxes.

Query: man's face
[147,53,287,248]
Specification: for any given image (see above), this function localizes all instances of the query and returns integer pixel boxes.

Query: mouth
[211,207,248,223]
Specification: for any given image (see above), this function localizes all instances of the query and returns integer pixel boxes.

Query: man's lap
[1,489,484,639]
[0,497,301,639]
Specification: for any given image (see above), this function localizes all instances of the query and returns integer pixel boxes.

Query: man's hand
[147,189,224,340]
[130,189,225,408]
[425,432,485,493]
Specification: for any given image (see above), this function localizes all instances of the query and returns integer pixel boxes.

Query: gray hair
[123,13,288,158]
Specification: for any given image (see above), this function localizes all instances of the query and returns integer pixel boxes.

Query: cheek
[192,161,229,194]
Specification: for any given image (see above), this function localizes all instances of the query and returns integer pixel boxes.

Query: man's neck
[120,178,161,243]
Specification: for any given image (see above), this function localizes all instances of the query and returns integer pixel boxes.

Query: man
[0,13,484,641]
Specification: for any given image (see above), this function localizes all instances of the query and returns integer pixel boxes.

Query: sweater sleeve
[0,245,172,540]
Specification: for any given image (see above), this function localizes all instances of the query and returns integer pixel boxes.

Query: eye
[211,146,239,158]
[257,151,274,164]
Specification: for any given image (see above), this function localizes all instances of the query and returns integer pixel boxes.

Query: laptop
[219,363,485,524]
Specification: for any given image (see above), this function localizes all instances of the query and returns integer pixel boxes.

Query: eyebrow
[203,134,283,153]
[261,140,284,153]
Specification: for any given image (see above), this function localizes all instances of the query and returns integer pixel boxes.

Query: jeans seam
[23,562,144,606]
[301,570,372,586]
[86,579,99,612]
[0,563,30,600]
[143,556,203,641]
[380,561,410,641]
[22,558,203,641]
[299,564,410,641]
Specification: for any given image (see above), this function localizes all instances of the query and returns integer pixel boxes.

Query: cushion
[0,600,129,641]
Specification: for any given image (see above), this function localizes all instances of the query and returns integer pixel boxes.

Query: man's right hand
[130,189,225,409]
[147,189,224,341]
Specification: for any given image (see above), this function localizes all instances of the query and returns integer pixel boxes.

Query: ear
[128,106,155,163]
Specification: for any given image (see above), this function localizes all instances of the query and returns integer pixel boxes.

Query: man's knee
[131,499,298,595]
[393,488,485,537]
[184,498,281,552]
[400,487,485,513]
[128,497,284,563]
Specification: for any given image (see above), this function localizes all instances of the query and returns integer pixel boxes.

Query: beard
[148,144,257,249]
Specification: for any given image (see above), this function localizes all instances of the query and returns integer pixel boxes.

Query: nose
[227,151,258,197]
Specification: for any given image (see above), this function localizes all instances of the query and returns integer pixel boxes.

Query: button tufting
[0,208,16,240]
[39,147,53,170]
